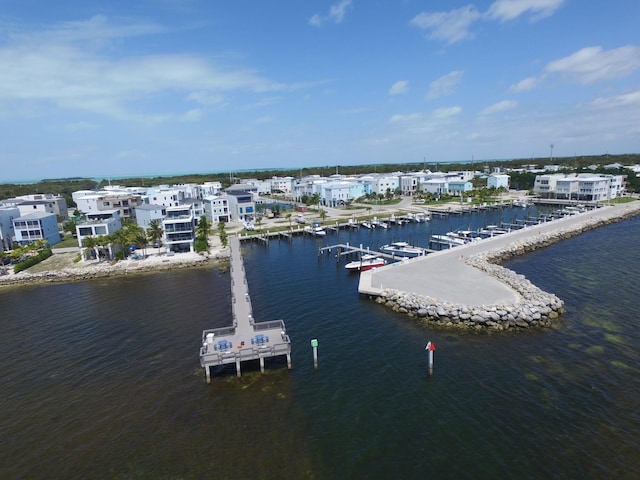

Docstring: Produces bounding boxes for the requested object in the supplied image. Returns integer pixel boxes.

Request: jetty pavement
[359,202,640,306]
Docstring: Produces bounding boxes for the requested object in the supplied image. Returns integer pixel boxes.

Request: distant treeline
[2,153,639,204]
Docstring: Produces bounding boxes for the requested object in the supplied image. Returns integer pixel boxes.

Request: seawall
[369,201,640,331]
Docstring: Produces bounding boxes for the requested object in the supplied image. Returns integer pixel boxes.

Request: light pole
[550,144,554,162]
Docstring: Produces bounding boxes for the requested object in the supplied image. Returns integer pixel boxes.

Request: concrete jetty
[359,201,640,330]
[199,236,292,382]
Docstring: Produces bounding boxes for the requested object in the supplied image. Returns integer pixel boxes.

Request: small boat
[361,220,374,229]
[380,241,426,258]
[304,221,326,236]
[345,254,387,272]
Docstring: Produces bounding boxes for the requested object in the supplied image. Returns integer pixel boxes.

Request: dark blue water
[1,208,639,479]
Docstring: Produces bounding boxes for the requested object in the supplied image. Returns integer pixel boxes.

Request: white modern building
[203,195,230,224]
[487,174,510,189]
[134,204,166,229]
[534,173,625,201]
[163,205,195,253]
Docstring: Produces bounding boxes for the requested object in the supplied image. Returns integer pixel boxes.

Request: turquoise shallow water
[1,209,639,479]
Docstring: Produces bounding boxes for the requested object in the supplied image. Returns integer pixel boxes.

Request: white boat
[431,234,467,247]
[304,221,326,236]
[380,241,426,258]
[345,254,387,272]
[361,220,374,229]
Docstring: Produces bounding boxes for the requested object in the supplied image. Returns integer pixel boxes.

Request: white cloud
[591,88,640,109]
[426,70,464,100]
[545,45,640,84]
[487,0,566,22]
[480,99,518,115]
[433,106,462,118]
[309,0,353,27]
[509,76,538,92]
[410,6,481,44]
[389,80,409,95]
[390,112,423,124]
[179,108,204,122]
[0,16,295,122]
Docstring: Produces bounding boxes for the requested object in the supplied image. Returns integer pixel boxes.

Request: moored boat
[344,254,387,272]
[380,241,426,258]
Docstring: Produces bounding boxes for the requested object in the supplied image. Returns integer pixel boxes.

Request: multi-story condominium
[140,186,185,208]
[0,206,20,250]
[162,205,195,253]
[422,178,449,196]
[134,204,166,229]
[13,212,61,247]
[400,174,420,196]
[534,173,625,201]
[200,182,223,197]
[8,194,69,219]
[73,190,141,220]
[203,195,230,224]
[225,191,256,222]
[76,210,122,244]
[270,176,295,196]
[75,210,123,259]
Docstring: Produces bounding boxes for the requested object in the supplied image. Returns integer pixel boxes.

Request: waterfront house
[163,205,195,253]
[13,212,61,247]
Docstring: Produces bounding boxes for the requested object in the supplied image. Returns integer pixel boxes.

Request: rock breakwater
[375,201,640,331]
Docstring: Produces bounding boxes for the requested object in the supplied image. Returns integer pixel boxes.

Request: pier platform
[199,236,292,383]
[358,203,636,306]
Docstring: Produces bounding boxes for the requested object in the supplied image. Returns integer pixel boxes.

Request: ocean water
[1,208,639,479]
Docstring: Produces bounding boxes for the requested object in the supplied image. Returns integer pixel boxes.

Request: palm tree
[134,230,149,258]
[147,219,164,250]
[286,212,292,231]
[318,209,327,223]
[81,236,97,261]
[111,228,130,260]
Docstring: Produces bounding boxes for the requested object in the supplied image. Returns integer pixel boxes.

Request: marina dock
[358,202,640,306]
[199,236,292,383]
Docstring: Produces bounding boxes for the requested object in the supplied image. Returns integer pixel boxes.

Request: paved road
[359,202,640,306]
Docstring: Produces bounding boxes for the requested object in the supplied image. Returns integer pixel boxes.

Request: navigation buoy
[425,341,436,376]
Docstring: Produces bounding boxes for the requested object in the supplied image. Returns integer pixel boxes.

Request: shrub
[13,249,53,273]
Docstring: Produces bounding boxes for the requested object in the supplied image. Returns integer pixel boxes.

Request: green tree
[147,219,164,249]
[217,221,228,248]
[81,236,98,261]
[195,216,211,253]
[134,230,149,258]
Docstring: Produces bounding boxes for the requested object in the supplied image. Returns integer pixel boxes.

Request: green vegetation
[194,216,211,253]
[2,153,638,202]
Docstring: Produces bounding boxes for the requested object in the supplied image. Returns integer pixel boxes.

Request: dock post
[205,366,211,384]
[236,358,242,377]
[425,341,435,376]
[259,356,265,373]
[287,352,292,369]
[311,338,319,369]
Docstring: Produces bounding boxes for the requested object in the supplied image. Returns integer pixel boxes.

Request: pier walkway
[199,236,292,383]
[358,202,639,306]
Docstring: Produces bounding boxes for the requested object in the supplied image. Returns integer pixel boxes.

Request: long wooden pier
[199,236,292,383]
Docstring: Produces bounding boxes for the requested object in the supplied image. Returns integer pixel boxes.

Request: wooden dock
[319,243,434,261]
[199,236,292,383]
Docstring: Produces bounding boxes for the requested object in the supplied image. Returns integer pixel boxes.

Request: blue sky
[1,0,639,182]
